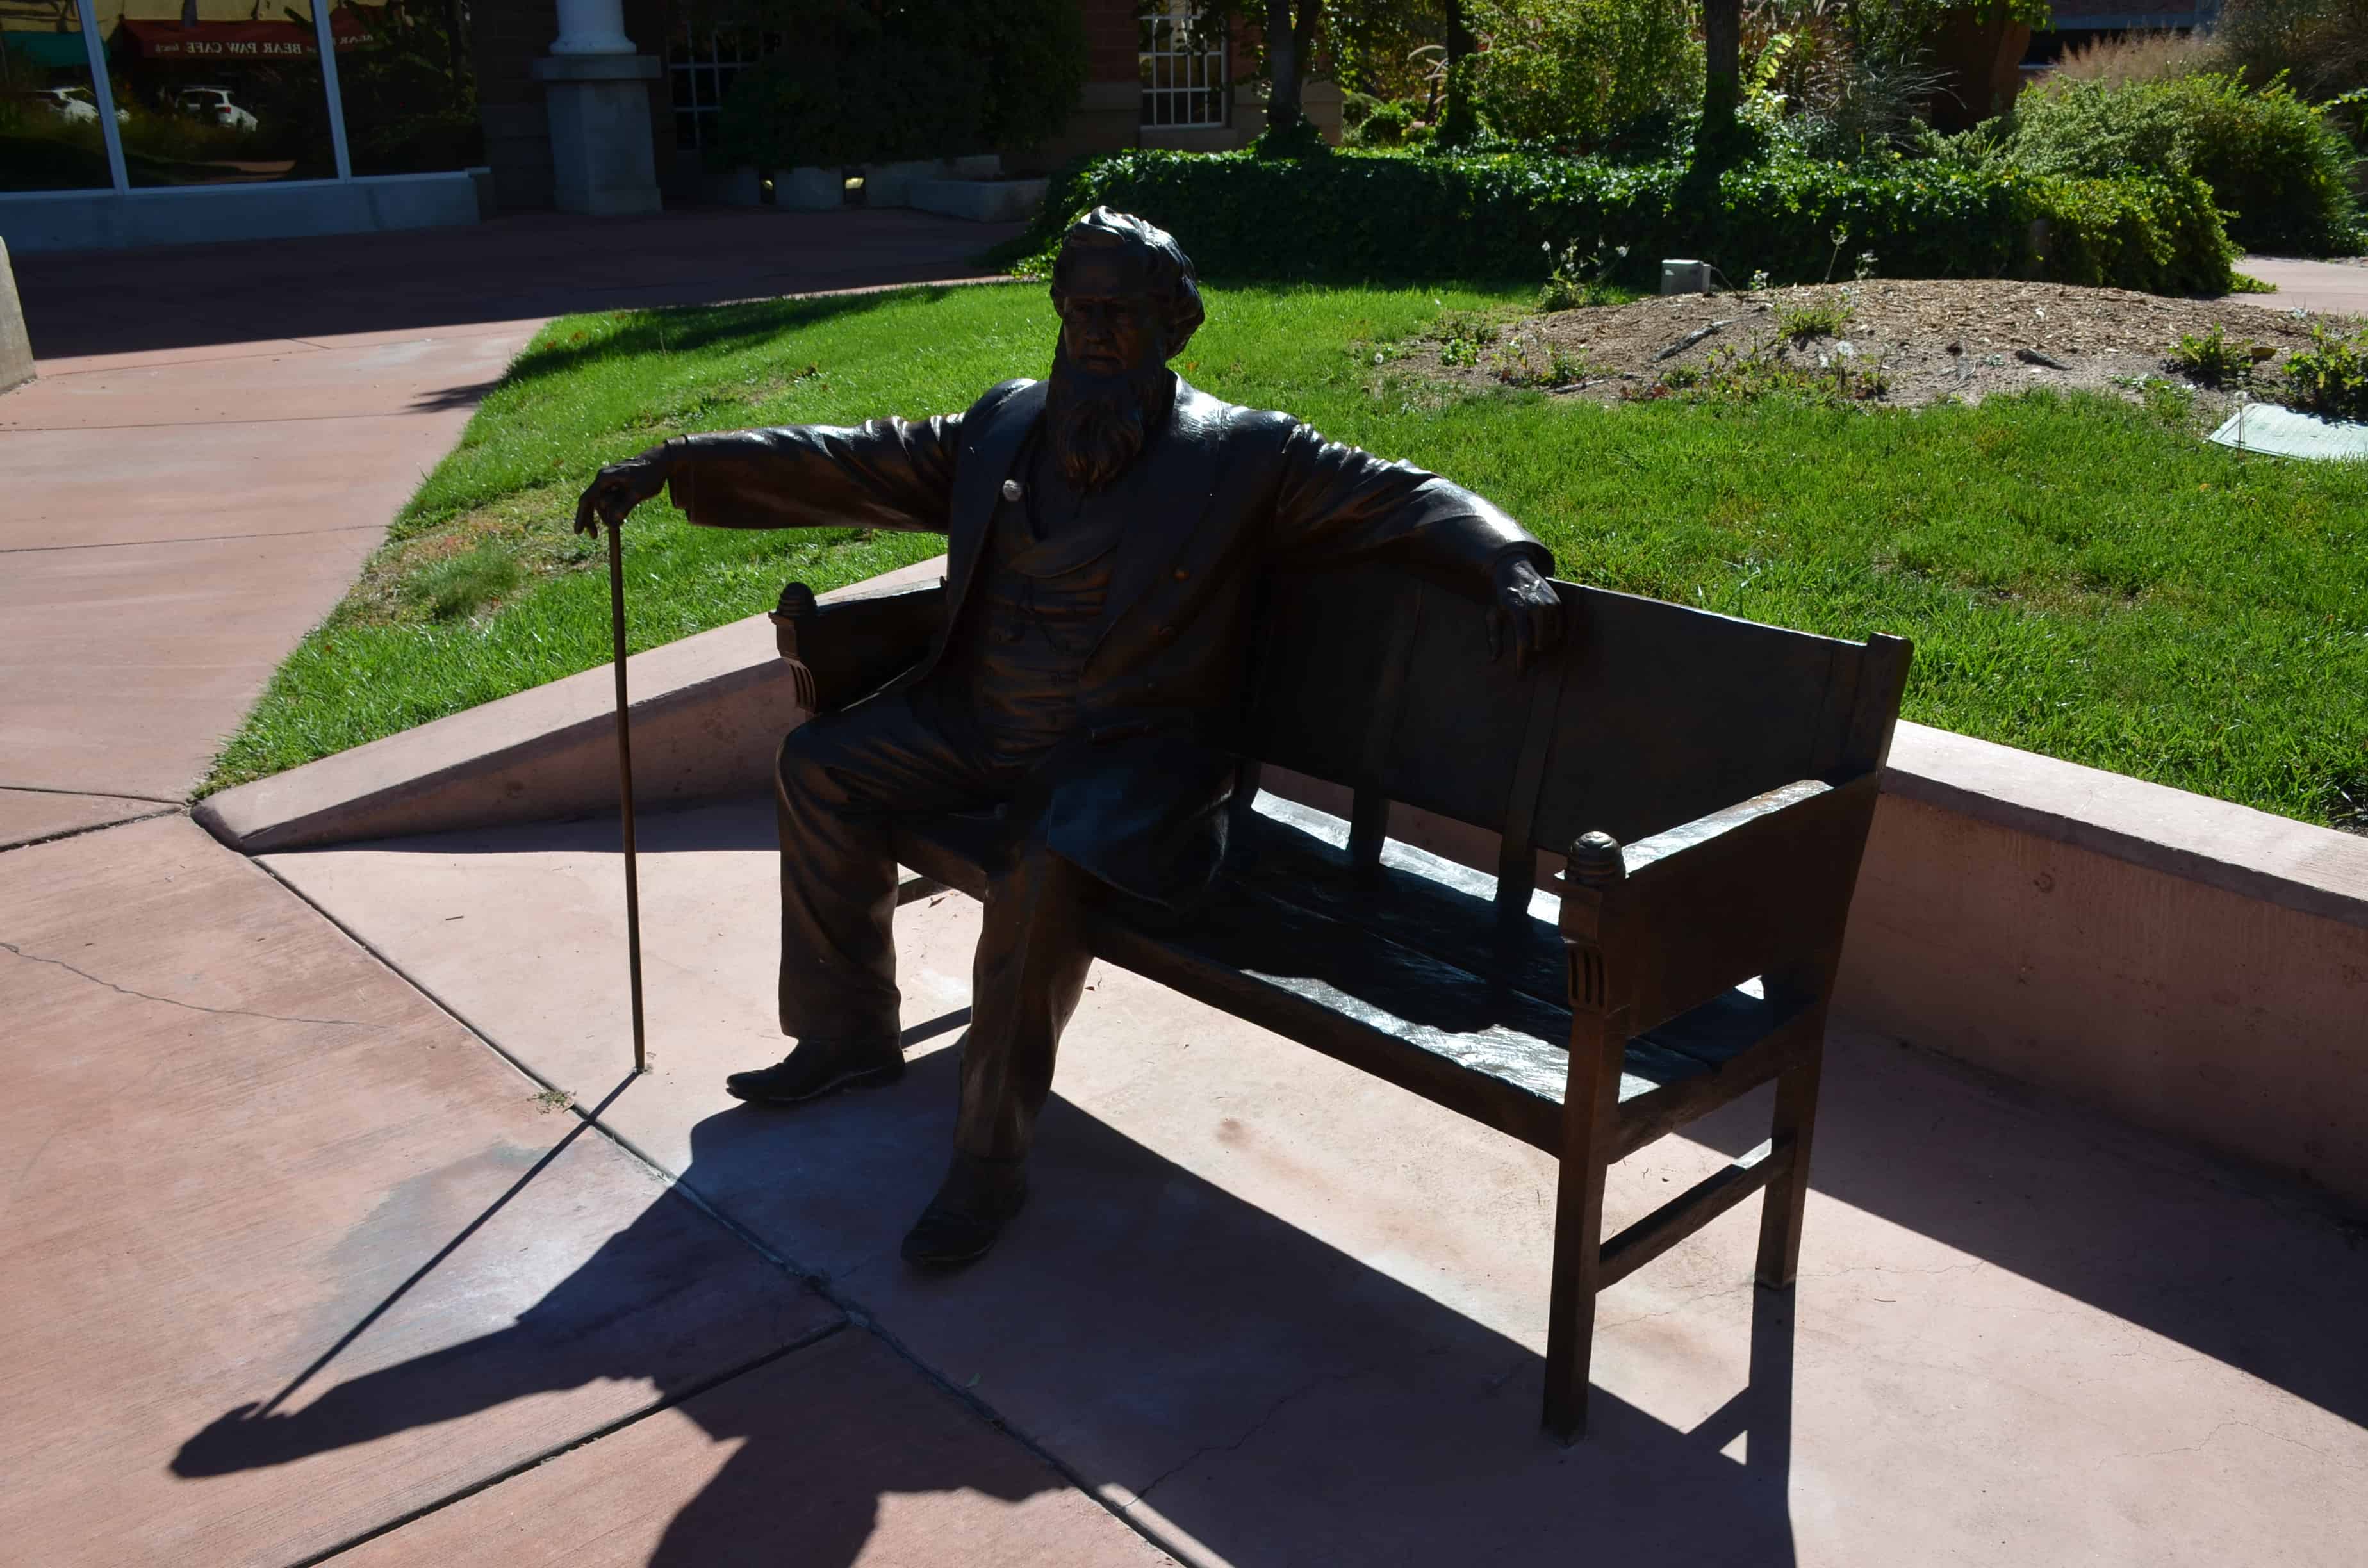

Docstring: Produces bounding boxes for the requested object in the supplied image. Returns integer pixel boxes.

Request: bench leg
[1543,1012,1625,1444]
[1754,1002,1829,1291]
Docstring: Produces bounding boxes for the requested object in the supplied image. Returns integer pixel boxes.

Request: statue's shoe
[723,1035,903,1106]
[900,1153,1030,1268]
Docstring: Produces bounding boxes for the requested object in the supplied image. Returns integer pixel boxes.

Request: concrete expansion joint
[0,938,383,1029]
[1,409,414,436]
[270,1321,854,1568]
[0,781,182,803]
[0,804,183,854]
[810,1270,1203,1566]
[0,521,384,556]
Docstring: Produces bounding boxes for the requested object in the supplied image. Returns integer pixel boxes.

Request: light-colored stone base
[771,166,844,211]
[910,177,1049,224]
[0,174,482,254]
[531,54,664,218]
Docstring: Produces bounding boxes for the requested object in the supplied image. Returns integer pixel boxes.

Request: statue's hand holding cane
[573,439,678,1075]
[573,441,675,534]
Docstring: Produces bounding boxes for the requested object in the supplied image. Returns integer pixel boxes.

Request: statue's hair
[1049,207,1205,358]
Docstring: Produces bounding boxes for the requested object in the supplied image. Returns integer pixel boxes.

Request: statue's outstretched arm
[1263,421,1564,671]
[575,414,962,536]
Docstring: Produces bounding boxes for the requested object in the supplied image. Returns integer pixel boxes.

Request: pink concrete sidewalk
[9,213,2367,1567]
[259,794,2368,1567]
[0,210,1171,1568]
[0,206,1023,844]
[2223,254,2368,316]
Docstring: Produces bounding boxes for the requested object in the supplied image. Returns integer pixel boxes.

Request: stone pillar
[529,0,662,216]
[1,238,34,396]
[551,0,637,54]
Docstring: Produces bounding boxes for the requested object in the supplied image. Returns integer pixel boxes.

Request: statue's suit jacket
[665,375,1551,905]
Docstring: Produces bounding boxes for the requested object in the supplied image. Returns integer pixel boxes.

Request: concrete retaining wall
[1839,727,2368,1207]
[196,557,2368,1209]
[0,173,481,255]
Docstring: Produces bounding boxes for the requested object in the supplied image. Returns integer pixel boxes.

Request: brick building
[2029,1,2223,61]
[473,0,1335,212]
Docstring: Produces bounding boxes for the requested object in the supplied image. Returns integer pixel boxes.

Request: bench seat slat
[1228,796,1569,1006]
[1226,797,1795,1079]
[890,799,1799,1158]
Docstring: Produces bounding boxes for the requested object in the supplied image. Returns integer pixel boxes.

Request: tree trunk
[1266,0,1304,131]
[447,0,472,91]
[1702,0,1741,152]
[1440,0,1477,143]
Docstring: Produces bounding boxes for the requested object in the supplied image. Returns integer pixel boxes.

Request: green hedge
[1021,150,2237,295]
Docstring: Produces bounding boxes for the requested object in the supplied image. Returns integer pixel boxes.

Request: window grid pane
[1137,1,1225,129]
[670,27,781,150]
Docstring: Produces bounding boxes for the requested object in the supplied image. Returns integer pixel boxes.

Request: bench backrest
[1238,566,1907,898]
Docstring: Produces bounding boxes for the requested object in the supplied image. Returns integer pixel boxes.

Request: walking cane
[605,518,648,1075]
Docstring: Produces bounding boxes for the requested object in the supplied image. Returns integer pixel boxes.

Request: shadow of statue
[166,1043,1802,1566]
[161,1064,1070,1566]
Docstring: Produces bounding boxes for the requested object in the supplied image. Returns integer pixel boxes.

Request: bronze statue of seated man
[575,208,1563,1268]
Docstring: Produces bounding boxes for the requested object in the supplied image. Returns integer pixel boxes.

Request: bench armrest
[771,577,947,714]
[1556,771,1882,1034]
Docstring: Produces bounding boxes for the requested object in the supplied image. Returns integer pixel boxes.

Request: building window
[668,28,778,151]
[1139,1,1225,129]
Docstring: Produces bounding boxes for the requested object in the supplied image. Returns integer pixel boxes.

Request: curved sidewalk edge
[194,556,947,856]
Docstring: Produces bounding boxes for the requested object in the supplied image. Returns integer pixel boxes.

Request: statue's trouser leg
[953,831,1097,1164]
[773,695,1006,1045]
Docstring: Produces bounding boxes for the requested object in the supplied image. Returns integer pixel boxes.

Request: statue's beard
[1044,343,1174,493]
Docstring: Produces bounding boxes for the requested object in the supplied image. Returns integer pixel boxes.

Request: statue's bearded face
[1046,249,1176,493]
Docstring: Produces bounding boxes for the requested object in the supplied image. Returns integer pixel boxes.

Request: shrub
[1016,147,2236,295]
[2034,170,2248,293]
[2005,72,2361,255]
[1348,99,1419,149]
[1774,293,1854,341]
[2282,325,2368,419]
[2168,321,2272,385]
[712,0,1083,168]
[1462,0,1702,151]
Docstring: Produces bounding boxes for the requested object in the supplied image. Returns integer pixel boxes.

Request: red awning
[115,13,368,61]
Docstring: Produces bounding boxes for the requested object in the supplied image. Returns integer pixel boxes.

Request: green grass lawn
[208,281,2368,833]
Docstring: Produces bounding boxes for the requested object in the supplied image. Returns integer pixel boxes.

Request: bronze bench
[774,564,1910,1441]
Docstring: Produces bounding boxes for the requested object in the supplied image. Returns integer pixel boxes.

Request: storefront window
[336,0,482,177]
[4,0,484,200]
[104,3,348,187]
[2,14,115,193]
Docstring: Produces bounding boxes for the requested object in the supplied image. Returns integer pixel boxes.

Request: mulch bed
[1421,279,2365,413]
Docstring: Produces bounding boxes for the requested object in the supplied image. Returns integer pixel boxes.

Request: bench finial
[1567,831,1625,889]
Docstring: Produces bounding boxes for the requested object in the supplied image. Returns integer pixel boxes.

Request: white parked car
[175,86,258,132]
[23,86,126,124]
